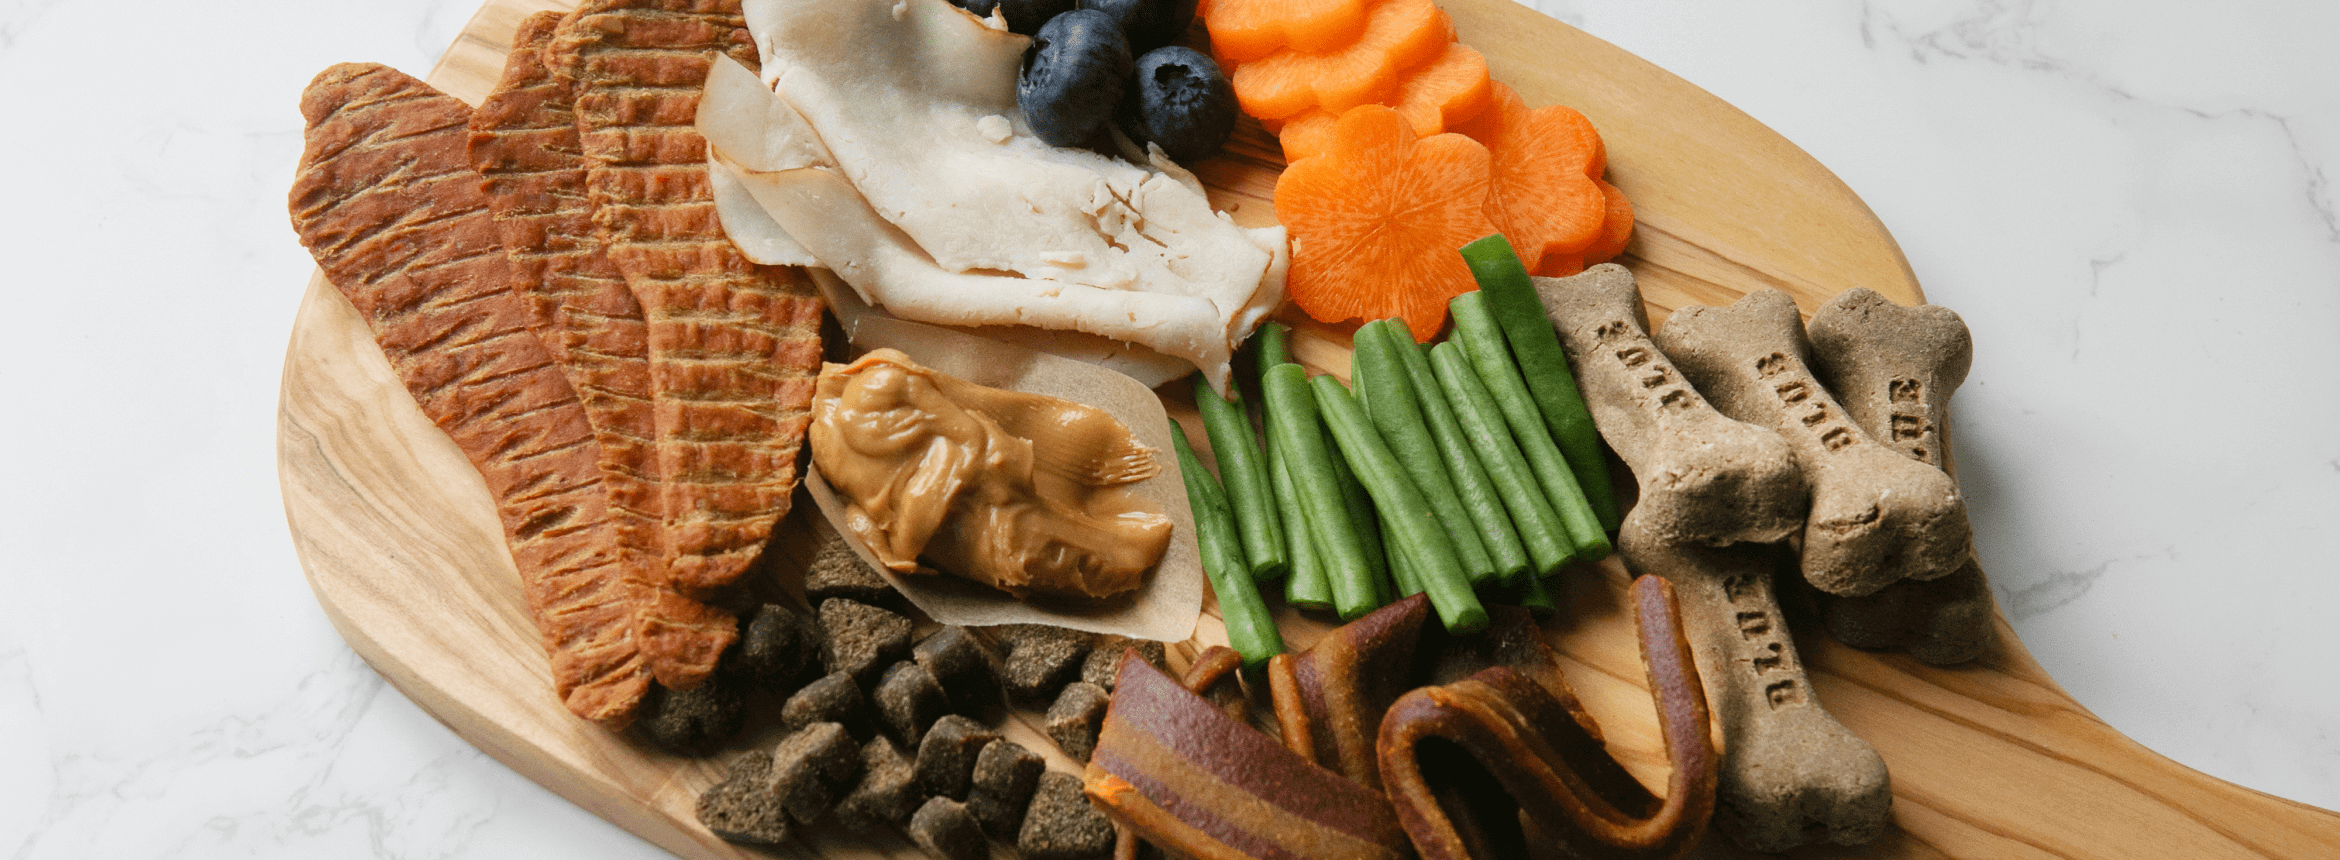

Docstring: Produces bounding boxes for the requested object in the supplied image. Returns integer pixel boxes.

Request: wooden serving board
[276,1,2340,858]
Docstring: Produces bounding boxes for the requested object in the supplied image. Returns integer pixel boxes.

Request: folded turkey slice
[720,0,1281,392]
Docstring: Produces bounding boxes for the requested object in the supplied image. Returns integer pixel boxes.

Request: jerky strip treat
[1807,288,1992,663]
[913,626,1002,714]
[1179,645,1249,725]
[834,736,922,833]
[915,715,1002,800]
[872,660,949,747]
[288,63,660,724]
[992,623,1095,703]
[1045,681,1111,762]
[1085,655,1414,860]
[1266,595,1431,790]
[779,672,868,735]
[1656,288,1972,596]
[1081,636,1167,692]
[1379,576,1716,860]
[907,796,985,860]
[966,738,1046,839]
[634,673,745,757]
[1021,770,1117,860]
[546,0,827,607]
[696,750,790,845]
[820,598,913,683]
[734,602,819,690]
[1533,265,1806,550]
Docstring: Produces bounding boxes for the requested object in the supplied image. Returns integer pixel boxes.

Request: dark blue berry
[1018,10,1134,147]
[1115,46,1236,163]
[1077,0,1196,53]
[951,0,1076,36]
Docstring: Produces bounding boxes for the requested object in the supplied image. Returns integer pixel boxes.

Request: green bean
[1268,429,1334,610]
[1309,375,1487,633]
[1459,235,1622,530]
[1447,293,1612,562]
[1262,363,1380,619]
[1371,320,1541,583]
[1382,508,1424,598]
[1511,571,1558,616]
[1352,320,1504,587]
[1324,422,1388,593]
[1424,340,1584,571]
[1193,373,1287,581]
[1168,420,1284,668]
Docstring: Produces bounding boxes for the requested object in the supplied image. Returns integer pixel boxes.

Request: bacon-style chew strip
[547,0,826,688]
[289,63,650,725]
[1378,575,1716,860]
[1266,594,1432,791]
[1086,655,1414,860]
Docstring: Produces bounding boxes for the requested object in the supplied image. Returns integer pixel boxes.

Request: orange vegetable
[1271,42,1489,163]
[1203,0,1368,63]
[1452,83,1611,277]
[1541,178,1635,276]
[1274,105,1496,341]
[1227,0,1452,120]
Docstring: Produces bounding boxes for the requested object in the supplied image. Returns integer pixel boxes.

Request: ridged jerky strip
[470,14,738,691]
[288,63,651,725]
[550,0,826,640]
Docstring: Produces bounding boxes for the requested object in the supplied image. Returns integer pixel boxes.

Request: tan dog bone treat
[1656,289,1971,596]
[1533,265,1806,549]
[1623,536,1892,852]
[1807,288,1993,663]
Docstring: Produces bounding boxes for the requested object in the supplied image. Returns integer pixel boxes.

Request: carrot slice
[1389,42,1492,137]
[1203,0,1369,63]
[1453,83,1608,277]
[1274,105,1496,340]
[1228,0,1453,120]
[1541,178,1636,275]
[1275,107,1337,162]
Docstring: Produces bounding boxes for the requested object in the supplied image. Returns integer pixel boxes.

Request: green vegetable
[1268,431,1334,610]
[1382,509,1424,598]
[1447,293,1612,562]
[1193,373,1287,580]
[1351,320,1505,586]
[1168,420,1284,668]
[1263,363,1381,619]
[1309,375,1487,633]
[1460,234,1621,530]
[1409,335,1574,576]
[1371,320,1542,583]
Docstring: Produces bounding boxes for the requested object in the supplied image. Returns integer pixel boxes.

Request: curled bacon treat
[1378,575,1717,860]
[1266,594,1433,791]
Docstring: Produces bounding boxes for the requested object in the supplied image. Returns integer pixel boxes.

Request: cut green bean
[1268,429,1334,610]
[1310,375,1487,634]
[1389,327,1564,579]
[1168,420,1284,668]
[1511,571,1558,616]
[1448,293,1612,562]
[1429,341,1598,567]
[1193,373,1287,581]
[1263,363,1380,619]
[1352,320,1504,587]
[1382,509,1424,598]
[1460,234,1621,531]
[1324,421,1388,589]
[1368,320,1538,584]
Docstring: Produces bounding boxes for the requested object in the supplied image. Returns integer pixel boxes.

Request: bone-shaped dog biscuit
[1624,537,1892,852]
[1806,288,1991,663]
[1657,289,1971,596]
[1534,265,1805,550]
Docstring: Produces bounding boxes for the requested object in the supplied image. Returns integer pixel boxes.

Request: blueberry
[950,0,1075,36]
[1115,47,1236,163]
[1077,0,1196,53]
[1019,10,1133,147]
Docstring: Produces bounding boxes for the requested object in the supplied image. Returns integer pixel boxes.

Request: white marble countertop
[2,0,2332,855]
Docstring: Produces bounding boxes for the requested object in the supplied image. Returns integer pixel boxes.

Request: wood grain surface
[276,1,2340,858]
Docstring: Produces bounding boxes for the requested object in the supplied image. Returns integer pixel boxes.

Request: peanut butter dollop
[808,349,1172,599]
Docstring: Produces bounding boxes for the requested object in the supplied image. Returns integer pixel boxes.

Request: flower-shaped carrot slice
[1203,0,1368,63]
[1453,83,1611,276]
[1229,0,1452,120]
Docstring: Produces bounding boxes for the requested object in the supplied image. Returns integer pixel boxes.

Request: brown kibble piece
[966,738,1046,838]
[1627,539,1890,852]
[1656,288,1972,596]
[1081,637,1167,692]
[915,714,1002,799]
[696,750,789,846]
[1019,771,1116,860]
[1534,266,1806,552]
[993,623,1095,703]
[908,796,986,860]
[834,736,922,833]
[913,626,1003,714]
[820,598,913,683]
[1044,681,1111,762]
[768,722,864,823]
[873,661,950,747]
[780,672,869,736]
[734,602,820,691]
[634,675,745,757]
[807,531,900,607]
[1806,288,1991,664]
